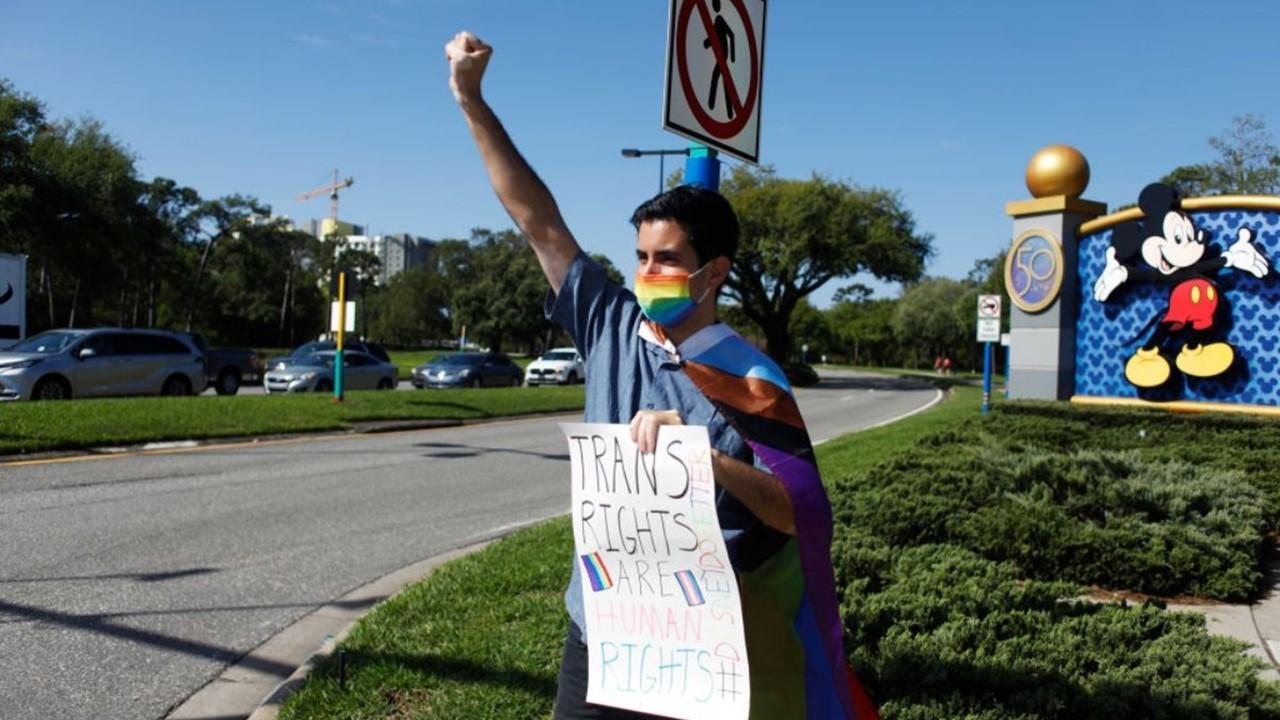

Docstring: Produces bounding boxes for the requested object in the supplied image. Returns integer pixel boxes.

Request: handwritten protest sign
[561,423,750,720]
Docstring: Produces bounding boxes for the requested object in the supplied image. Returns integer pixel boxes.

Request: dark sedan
[412,352,523,389]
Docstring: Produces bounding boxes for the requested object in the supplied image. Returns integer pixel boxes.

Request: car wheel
[161,375,192,397]
[564,371,577,385]
[512,375,522,387]
[215,369,241,396]
[377,377,394,390]
[32,376,71,401]
[470,376,482,389]
[315,380,333,393]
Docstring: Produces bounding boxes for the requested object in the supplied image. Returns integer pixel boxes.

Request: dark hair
[629,185,739,266]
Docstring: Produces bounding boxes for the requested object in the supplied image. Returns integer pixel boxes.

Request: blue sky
[7,0,1280,306]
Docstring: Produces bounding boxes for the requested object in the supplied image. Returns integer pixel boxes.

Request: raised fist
[445,31,492,103]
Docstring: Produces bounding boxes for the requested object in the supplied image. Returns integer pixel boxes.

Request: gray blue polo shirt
[547,251,788,636]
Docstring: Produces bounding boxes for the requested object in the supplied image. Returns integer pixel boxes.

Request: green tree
[368,267,451,347]
[720,165,932,363]
[0,78,46,262]
[1162,114,1280,196]
[451,229,547,354]
[787,299,830,362]
[28,116,141,328]
[826,297,899,366]
[892,277,971,368]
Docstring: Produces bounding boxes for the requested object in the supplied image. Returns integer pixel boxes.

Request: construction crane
[296,169,354,222]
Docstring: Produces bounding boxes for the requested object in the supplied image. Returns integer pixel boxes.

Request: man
[445,31,876,719]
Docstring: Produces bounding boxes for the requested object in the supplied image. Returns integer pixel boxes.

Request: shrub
[836,544,1280,720]
[832,431,1267,600]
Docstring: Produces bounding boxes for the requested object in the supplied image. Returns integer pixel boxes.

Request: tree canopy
[1162,115,1280,196]
[719,165,932,362]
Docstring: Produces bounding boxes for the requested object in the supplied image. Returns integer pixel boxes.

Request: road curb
[0,410,583,466]
[165,514,564,720]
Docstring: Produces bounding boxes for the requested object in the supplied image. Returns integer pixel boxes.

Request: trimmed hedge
[824,399,1280,718]
[985,402,1280,528]
[835,543,1280,719]
[832,431,1267,600]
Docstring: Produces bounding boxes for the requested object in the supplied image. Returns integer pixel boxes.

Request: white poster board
[0,253,27,350]
[561,423,749,720]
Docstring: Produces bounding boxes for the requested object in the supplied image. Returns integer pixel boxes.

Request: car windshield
[294,353,334,368]
[292,341,333,356]
[434,354,482,366]
[541,351,576,362]
[9,331,81,354]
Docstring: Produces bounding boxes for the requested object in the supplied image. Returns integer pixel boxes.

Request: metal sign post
[977,295,1003,414]
[334,272,347,402]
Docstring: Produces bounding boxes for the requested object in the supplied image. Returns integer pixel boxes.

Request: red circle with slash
[675,0,759,140]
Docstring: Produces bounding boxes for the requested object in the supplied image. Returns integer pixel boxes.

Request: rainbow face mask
[634,264,711,327]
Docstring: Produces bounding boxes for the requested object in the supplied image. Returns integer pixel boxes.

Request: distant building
[306,218,366,239]
[342,233,436,286]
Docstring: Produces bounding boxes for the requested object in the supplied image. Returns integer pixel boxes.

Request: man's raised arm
[445,31,579,294]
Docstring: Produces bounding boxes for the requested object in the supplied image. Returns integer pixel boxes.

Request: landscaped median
[0,386,585,456]
[276,385,1280,719]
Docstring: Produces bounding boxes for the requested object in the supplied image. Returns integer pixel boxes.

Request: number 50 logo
[1004,230,1065,313]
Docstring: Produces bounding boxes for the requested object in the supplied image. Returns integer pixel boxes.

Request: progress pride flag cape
[651,321,879,720]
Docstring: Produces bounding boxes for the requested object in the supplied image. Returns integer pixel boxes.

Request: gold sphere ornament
[1025,145,1090,198]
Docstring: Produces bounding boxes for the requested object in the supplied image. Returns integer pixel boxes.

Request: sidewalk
[1168,553,1280,682]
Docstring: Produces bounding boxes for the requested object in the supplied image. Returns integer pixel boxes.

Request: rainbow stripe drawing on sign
[582,552,614,592]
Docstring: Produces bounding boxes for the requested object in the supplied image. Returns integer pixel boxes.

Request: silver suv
[0,328,206,401]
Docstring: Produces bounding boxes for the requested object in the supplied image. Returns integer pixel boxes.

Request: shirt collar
[638,320,733,363]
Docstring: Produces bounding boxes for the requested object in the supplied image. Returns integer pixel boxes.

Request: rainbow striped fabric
[580,552,614,592]
[655,320,879,720]
[634,272,698,327]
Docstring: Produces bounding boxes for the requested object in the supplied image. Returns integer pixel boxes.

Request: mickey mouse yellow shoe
[1176,342,1235,378]
[1124,348,1170,388]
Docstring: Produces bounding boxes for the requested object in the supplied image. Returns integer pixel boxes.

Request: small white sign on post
[329,301,355,332]
[977,318,1001,343]
[562,423,750,720]
[0,253,27,350]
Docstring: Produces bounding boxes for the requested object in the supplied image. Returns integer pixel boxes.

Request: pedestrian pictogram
[663,0,766,164]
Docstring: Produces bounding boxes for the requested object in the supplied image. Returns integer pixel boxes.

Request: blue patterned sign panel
[1077,208,1280,404]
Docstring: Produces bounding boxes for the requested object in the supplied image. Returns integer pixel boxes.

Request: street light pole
[621,148,691,194]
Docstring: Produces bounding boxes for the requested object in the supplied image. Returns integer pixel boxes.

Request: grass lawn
[0,386,584,456]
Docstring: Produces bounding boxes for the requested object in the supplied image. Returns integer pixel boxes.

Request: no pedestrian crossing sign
[663,0,767,164]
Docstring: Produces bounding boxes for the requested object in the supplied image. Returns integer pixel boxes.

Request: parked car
[524,347,584,386]
[0,328,205,401]
[263,350,397,394]
[179,332,260,396]
[264,339,390,372]
[412,352,523,389]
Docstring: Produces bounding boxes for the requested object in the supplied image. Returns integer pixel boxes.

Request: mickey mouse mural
[1092,183,1271,388]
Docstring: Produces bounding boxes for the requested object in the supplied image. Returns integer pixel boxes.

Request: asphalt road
[0,370,937,720]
